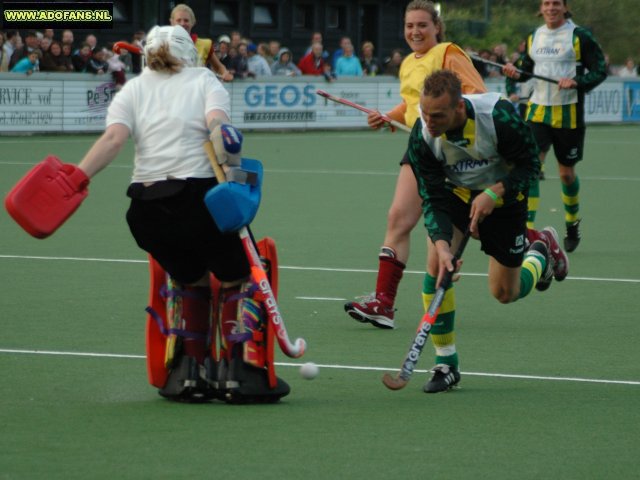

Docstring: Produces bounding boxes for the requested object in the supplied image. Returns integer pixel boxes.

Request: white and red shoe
[344,294,395,329]
[540,226,570,281]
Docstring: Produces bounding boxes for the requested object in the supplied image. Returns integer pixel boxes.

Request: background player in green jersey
[503,0,607,252]
[405,70,569,393]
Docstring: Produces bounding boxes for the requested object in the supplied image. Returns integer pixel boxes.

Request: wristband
[483,188,499,202]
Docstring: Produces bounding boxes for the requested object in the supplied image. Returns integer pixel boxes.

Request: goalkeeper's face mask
[144,25,198,68]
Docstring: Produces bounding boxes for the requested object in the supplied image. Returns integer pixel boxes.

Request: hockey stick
[316,89,412,133]
[203,141,306,359]
[468,53,559,84]
[382,228,472,390]
[112,41,146,71]
[112,41,143,55]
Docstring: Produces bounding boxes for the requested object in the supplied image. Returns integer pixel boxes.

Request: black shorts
[126,178,250,284]
[447,191,528,268]
[528,123,585,166]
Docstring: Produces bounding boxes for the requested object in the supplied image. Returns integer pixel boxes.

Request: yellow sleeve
[443,46,487,94]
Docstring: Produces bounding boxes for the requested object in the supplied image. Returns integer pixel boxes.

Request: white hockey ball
[300,362,319,380]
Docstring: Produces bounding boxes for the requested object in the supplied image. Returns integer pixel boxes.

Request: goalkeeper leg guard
[158,280,216,403]
[215,281,289,404]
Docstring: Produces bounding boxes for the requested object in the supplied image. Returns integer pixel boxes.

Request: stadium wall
[0,73,638,134]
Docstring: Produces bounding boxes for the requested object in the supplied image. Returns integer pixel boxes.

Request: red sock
[375,253,405,307]
[181,286,211,364]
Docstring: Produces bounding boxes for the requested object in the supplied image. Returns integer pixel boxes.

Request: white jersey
[529,21,578,106]
[420,92,510,191]
[106,67,230,183]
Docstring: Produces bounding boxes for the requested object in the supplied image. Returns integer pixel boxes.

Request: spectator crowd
[1,27,637,82]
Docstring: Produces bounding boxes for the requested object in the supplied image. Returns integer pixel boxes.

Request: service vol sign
[0,82,62,130]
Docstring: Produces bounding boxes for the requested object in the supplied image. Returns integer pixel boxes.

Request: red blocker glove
[5,155,90,239]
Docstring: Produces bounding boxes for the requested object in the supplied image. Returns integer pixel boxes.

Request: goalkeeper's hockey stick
[316,89,412,133]
[382,228,471,390]
[203,141,306,359]
[468,53,559,84]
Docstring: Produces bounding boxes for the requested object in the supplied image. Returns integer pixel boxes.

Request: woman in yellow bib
[344,0,485,368]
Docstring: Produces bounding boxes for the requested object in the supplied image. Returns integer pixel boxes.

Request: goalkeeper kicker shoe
[540,226,569,281]
[423,364,460,393]
[159,355,215,403]
[344,294,395,329]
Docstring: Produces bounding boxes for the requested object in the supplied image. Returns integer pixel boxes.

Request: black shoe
[423,364,460,393]
[219,345,290,404]
[158,355,216,403]
[529,240,553,292]
[564,220,581,253]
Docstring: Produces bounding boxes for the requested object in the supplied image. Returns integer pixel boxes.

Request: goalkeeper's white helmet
[144,25,198,67]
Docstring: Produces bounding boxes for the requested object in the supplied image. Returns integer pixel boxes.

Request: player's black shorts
[528,123,585,167]
[447,190,528,268]
[126,178,250,284]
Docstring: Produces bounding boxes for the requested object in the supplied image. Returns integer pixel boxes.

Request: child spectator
[271,47,301,76]
[86,47,109,74]
[72,43,92,72]
[335,42,363,77]
[11,48,41,74]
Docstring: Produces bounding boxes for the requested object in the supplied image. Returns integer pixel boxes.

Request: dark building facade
[104,1,408,67]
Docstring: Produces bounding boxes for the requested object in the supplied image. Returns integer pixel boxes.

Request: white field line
[0,254,638,284]
[1,348,638,386]
[2,161,639,181]
[1,131,639,144]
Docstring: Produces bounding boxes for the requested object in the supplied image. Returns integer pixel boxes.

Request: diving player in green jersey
[405,70,569,393]
[503,0,607,252]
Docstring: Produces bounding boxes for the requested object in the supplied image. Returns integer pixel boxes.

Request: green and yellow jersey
[405,94,540,244]
[506,21,607,129]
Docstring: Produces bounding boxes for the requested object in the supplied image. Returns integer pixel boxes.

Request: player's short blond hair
[170,3,196,25]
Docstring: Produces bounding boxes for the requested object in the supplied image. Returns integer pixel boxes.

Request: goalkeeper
[75,25,289,403]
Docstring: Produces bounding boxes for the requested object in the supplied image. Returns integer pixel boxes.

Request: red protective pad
[145,238,279,388]
[146,256,170,388]
[145,256,222,388]
[256,237,278,299]
[255,237,278,387]
[4,155,89,239]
